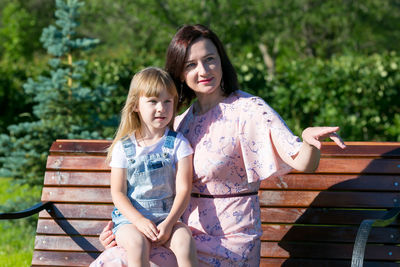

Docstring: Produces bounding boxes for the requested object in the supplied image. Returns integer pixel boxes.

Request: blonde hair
[106,67,178,163]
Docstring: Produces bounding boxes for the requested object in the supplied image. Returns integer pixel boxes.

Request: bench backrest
[32,140,400,266]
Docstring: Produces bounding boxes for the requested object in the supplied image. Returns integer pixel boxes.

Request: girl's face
[136,88,174,134]
[182,37,223,98]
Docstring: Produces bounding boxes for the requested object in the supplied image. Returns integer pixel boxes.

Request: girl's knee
[115,224,150,250]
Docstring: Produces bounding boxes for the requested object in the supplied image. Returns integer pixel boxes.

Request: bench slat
[32,251,100,267]
[41,188,112,203]
[50,140,110,154]
[41,187,400,208]
[320,143,400,157]
[315,158,400,174]
[260,258,400,267]
[261,224,400,243]
[46,155,109,171]
[34,235,102,252]
[36,219,107,236]
[259,191,399,208]
[261,208,400,225]
[39,203,113,219]
[43,171,400,190]
[45,155,400,174]
[261,241,400,260]
[50,140,400,157]
[44,171,110,186]
[261,174,400,191]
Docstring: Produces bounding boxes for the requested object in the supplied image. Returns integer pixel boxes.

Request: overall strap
[121,135,136,159]
[162,130,177,154]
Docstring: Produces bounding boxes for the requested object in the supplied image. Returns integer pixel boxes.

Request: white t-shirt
[110,128,193,169]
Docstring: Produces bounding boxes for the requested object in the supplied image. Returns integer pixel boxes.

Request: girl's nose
[156,102,165,112]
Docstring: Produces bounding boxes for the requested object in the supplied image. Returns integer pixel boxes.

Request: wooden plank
[259,191,400,208]
[261,208,400,225]
[315,158,400,174]
[41,187,112,203]
[321,142,400,157]
[50,140,400,157]
[50,140,111,154]
[261,174,400,191]
[261,241,400,260]
[44,171,110,186]
[32,251,100,266]
[260,258,399,267]
[36,219,108,236]
[46,155,109,171]
[34,235,103,252]
[39,203,113,220]
[261,224,400,243]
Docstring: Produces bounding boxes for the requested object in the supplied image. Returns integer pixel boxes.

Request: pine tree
[0,0,115,184]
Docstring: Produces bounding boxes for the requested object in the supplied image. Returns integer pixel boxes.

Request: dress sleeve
[238,96,302,182]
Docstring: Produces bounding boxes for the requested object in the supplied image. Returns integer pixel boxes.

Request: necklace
[137,131,148,147]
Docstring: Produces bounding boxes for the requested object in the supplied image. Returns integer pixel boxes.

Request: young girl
[107,67,198,267]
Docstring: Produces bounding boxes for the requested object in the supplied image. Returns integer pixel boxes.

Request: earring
[179,83,184,102]
[220,79,225,92]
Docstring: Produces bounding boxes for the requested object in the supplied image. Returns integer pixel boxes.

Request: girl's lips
[198,77,213,84]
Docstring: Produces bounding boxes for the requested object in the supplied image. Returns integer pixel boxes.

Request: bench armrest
[351,207,400,267]
[0,201,53,220]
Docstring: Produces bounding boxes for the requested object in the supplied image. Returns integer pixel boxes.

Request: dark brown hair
[165,24,239,108]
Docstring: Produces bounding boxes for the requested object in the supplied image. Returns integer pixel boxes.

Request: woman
[91,24,345,267]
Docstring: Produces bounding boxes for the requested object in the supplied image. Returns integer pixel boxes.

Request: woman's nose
[197,61,208,75]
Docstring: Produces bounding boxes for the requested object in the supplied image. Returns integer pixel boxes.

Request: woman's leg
[115,224,151,267]
[164,222,198,267]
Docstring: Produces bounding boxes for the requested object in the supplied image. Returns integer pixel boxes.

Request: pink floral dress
[90,90,302,267]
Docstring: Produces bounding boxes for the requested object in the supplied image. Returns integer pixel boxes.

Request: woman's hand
[134,217,159,242]
[99,221,117,249]
[155,220,174,245]
[302,126,346,150]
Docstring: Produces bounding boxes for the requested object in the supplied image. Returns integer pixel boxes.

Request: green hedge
[238,52,400,141]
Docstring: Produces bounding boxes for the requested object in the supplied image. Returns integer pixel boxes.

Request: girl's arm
[110,167,159,241]
[156,154,193,245]
[272,126,346,173]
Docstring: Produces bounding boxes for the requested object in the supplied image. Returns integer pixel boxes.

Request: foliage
[237,52,400,141]
[0,2,37,61]
[0,0,115,184]
[0,178,41,266]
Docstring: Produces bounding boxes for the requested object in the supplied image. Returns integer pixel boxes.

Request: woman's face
[182,37,223,98]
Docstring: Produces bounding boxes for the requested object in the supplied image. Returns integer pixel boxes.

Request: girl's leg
[165,222,198,267]
[115,224,151,267]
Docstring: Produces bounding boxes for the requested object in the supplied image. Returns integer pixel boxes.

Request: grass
[0,178,42,267]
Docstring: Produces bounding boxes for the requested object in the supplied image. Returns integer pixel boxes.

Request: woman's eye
[186,63,195,69]
[206,56,214,62]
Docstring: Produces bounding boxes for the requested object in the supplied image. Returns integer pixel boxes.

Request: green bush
[237,52,400,141]
[0,178,41,266]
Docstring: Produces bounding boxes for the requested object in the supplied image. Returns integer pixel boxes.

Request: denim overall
[112,130,177,234]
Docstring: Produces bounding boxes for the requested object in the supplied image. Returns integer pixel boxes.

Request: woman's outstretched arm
[273,126,346,173]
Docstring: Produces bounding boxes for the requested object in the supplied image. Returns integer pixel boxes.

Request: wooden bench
[1,140,400,266]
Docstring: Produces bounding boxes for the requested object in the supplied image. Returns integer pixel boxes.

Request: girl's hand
[302,126,346,150]
[99,221,117,249]
[134,217,159,242]
[155,220,173,245]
